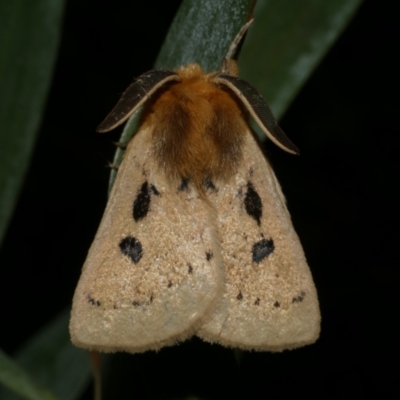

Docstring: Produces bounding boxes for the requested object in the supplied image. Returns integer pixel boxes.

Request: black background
[1,0,398,398]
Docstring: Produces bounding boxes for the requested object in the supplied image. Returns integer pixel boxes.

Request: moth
[70,20,320,353]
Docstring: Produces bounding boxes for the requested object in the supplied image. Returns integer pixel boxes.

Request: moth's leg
[113,141,128,149]
[107,162,120,170]
[90,351,102,400]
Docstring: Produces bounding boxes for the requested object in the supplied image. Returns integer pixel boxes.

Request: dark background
[1,0,398,398]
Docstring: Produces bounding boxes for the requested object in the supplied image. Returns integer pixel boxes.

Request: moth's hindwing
[197,131,320,351]
[70,126,223,353]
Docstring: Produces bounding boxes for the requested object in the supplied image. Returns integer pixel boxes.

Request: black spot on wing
[119,236,143,264]
[203,178,217,191]
[254,298,260,305]
[252,238,274,263]
[167,281,173,288]
[292,291,306,303]
[150,184,160,196]
[133,295,154,307]
[237,291,243,301]
[274,301,280,308]
[206,251,213,261]
[178,178,189,192]
[87,294,101,307]
[133,181,151,221]
[244,181,262,225]
[188,264,193,274]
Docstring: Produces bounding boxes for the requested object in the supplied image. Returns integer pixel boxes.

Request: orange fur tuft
[139,64,248,189]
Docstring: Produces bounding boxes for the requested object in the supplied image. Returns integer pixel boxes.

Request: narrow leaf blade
[0,349,60,400]
[239,0,364,119]
[0,0,65,245]
[156,0,254,71]
[0,311,91,400]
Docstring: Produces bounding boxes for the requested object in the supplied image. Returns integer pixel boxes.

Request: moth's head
[173,60,239,80]
[173,63,205,79]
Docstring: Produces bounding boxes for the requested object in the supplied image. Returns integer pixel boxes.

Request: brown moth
[70,20,320,353]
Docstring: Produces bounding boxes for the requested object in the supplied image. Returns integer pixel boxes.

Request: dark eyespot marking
[150,184,160,196]
[292,291,306,303]
[188,264,193,274]
[206,251,213,261]
[132,300,140,307]
[178,178,189,192]
[274,301,280,308]
[203,178,217,191]
[237,291,243,301]
[149,295,154,303]
[244,181,262,225]
[87,294,101,307]
[249,167,254,176]
[133,181,151,221]
[167,281,173,288]
[254,298,260,306]
[252,238,274,263]
[119,236,143,264]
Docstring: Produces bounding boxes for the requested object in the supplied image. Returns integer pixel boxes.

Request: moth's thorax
[141,63,248,188]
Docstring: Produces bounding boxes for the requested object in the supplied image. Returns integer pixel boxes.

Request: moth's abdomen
[144,64,248,187]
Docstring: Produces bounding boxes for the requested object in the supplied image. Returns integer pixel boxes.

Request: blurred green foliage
[0,0,65,246]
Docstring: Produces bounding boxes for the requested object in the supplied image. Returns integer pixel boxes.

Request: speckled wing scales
[212,75,299,154]
[197,132,320,351]
[70,126,223,353]
[97,70,179,132]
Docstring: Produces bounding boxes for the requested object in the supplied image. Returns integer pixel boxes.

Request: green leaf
[108,109,143,194]
[0,311,91,400]
[0,350,59,400]
[156,0,254,71]
[239,0,364,119]
[0,0,65,246]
